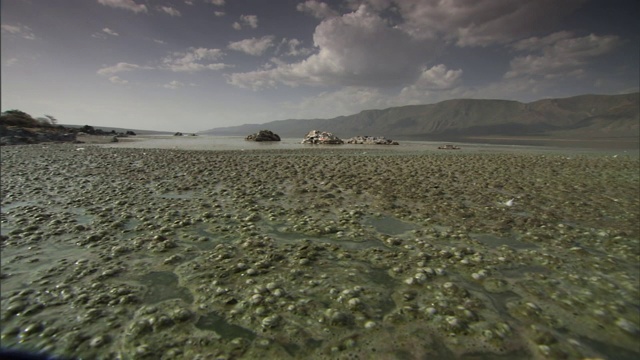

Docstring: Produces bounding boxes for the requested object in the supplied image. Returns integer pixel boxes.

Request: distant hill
[200,93,639,142]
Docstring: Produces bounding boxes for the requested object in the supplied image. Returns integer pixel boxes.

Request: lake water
[106,135,638,156]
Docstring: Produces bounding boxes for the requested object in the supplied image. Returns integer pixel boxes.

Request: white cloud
[102,27,119,36]
[296,1,339,19]
[1,24,35,40]
[214,11,225,17]
[276,38,314,57]
[154,39,167,45]
[97,62,146,76]
[158,6,181,17]
[109,76,128,84]
[398,64,463,102]
[391,0,585,46]
[506,32,621,79]
[206,0,225,5]
[228,36,275,56]
[5,58,19,66]
[227,5,429,89]
[162,47,231,72]
[97,0,147,14]
[163,80,185,89]
[408,64,463,90]
[233,15,258,30]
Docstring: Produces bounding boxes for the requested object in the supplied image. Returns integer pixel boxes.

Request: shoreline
[96,134,639,157]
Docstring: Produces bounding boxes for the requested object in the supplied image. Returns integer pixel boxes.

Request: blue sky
[2,0,638,132]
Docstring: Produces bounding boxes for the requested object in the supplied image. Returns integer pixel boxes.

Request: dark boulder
[246,130,281,142]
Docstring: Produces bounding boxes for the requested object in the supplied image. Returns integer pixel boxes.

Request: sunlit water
[106,135,638,156]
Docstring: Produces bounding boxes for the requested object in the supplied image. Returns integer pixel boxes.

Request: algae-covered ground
[1,143,638,359]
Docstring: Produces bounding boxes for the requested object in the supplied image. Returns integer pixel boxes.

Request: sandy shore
[1,143,638,359]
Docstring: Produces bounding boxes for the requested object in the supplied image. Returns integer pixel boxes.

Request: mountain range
[200,93,639,143]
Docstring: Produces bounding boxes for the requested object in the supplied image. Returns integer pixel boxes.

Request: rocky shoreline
[1,144,638,360]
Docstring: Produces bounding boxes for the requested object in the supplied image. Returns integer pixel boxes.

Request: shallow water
[1,140,638,360]
[110,135,640,156]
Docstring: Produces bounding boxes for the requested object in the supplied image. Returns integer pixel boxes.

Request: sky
[1,0,639,133]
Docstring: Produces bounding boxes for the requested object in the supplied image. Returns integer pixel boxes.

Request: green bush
[0,110,42,128]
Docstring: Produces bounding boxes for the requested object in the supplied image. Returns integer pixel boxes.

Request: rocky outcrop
[0,125,77,146]
[246,130,281,141]
[345,136,399,145]
[301,130,343,144]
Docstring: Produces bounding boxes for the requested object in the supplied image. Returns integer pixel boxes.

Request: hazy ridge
[200,93,639,141]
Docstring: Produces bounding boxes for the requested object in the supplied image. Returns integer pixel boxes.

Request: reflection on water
[195,311,256,340]
[139,271,193,304]
[106,135,640,155]
[364,215,418,235]
[470,233,538,249]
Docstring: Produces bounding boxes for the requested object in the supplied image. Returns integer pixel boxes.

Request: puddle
[268,226,386,250]
[579,336,640,360]
[158,191,197,200]
[139,271,193,304]
[366,267,397,315]
[470,233,538,250]
[124,218,141,230]
[1,242,102,291]
[0,201,39,212]
[364,215,418,235]
[500,265,551,279]
[67,207,94,225]
[463,278,521,317]
[195,311,256,340]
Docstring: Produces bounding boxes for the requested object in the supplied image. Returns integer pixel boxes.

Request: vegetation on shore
[0,110,135,146]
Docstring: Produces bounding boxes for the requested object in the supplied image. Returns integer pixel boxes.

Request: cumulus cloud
[283,86,388,119]
[296,1,339,19]
[97,62,147,76]
[397,64,463,102]
[505,32,621,79]
[163,80,185,89]
[1,24,35,40]
[214,11,225,17]
[109,76,128,84]
[276,38,314,57]
[162,47,231,72]
[391,0,585,46]
[102,27,119,36]
[228,36,275,56]
[408,64,463,90]
[206,0,225,5]
[228,5,429,89]
[158,6,181,17]
[97,0,147,14]
[233,15,258,30]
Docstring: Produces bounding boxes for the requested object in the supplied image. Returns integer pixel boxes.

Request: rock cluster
[345,135,399,145]
[245,130,281,142]
[301,130,344,144]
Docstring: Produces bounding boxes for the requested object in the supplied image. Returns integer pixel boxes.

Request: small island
[345,135,399,145]
[301,130,343,144]
[245,129,281,141]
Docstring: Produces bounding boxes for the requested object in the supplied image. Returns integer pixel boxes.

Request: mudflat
[1,143,638,359]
